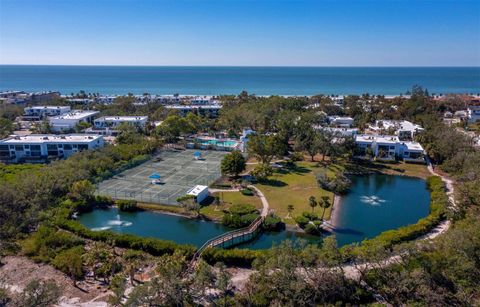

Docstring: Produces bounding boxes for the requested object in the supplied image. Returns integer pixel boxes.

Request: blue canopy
[149,173,161,179]
[194,151,201,157]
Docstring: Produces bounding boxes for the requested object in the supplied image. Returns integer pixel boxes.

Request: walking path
[188,185,271,271]
[229,158,458,293]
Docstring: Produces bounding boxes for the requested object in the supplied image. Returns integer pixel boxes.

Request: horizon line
[1,64,480,68]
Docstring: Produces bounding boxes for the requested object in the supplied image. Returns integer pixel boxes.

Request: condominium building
[49,110,99,132]
[468,106,480,123]
[91,116,148,135]
[23,106,71,120]
[327,116,354,128]
[0,134,104,163]
[354,134,425,162]
[367,120,424,140]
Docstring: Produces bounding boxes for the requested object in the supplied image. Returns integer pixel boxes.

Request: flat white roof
[403,141,424,151]
[25,105,70,110]
[355,134,399,144]
[328,116,354,121]
[165,105,222,109]
[370,120,423,132]
[1,134,103,144]
[187,185,209,196]
[51,110,99,120]
[96,116,148,122]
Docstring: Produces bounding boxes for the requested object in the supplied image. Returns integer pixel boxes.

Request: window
[390,146,395,150]
[63,144,72,150]
[47,144,57,150]
[15,145,24,151]
[78,144,88,150]
[31,145,40,151]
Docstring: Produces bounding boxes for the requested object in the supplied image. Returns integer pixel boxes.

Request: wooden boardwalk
[187,185,270,271]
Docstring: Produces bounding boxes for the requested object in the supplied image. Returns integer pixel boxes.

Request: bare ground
[0,256,110,306]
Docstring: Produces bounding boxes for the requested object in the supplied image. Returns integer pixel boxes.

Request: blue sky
[0,0,479,66]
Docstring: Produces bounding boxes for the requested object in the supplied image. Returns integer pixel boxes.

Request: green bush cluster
[117,199,138,212]
[222,204,259,228]
[22,225,84,263]
[201,247,263,267]
[240,188,254,196]
[176,194,195,202]
[54,208,195,258]
[295,212,322,235]
[263,214,283,231]
[316,171,351,194]
[346,176,447,255]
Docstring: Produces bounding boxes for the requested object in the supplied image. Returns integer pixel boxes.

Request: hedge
[344,175,448,255]
[54,210,195,258]
[201,247,264,267]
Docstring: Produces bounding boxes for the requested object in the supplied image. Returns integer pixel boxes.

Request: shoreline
[327,193,343,230]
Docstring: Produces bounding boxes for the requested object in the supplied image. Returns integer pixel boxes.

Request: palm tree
[308,196,317,213]
[319,196,331,220]
[287,204,294,218]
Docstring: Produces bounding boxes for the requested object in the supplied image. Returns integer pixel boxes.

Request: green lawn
[343,160,431,179]
[255,162,335,224]
[200,191,263,221]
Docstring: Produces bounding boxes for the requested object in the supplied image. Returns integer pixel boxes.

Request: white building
[315,127,358,137]
[190,96,219,105]
[94,116,148,129]
[0,134,104,163]
[354,134,425,162]
[49,110,99,132]
[165,104,222,117]
[23,106,71,120]
[327,116,354,128]
[186,185,209,203]
[66,98,94,105]
[91,116,149,136]
[468,106,480,123]
[368,120,424,140]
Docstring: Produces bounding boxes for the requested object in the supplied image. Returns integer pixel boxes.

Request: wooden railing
[192,215,264,261]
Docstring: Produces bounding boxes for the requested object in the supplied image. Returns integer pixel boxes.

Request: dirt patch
[0,256,109,305]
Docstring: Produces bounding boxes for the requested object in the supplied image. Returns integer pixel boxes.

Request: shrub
[294,215,310,228]
[54,210,195,258]
[290,151,304,162]
[302,211,319,221]
[251,164,274,181]
[222,204,259,228]
[304,223,320,235]
[263,214,283,231]
[240,188,255,196]
[229,204,257,216]
[117,199,138,212]
[176,195,195,203]
[316,171,351,195]
[95,195,115,207]
[201,248,263,267]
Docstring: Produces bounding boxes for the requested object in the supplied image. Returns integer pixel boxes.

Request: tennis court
[96,149,227,205]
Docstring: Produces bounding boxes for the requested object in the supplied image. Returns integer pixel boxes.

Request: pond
[332,174,431,246]
[78,174,431,249]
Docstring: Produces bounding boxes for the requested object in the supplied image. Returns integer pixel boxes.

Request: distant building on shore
[23,106,71,120]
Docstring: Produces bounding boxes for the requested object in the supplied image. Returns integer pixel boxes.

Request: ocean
[0,65,479,96]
